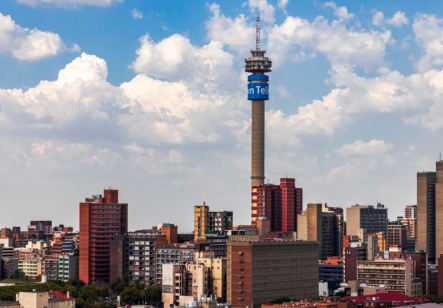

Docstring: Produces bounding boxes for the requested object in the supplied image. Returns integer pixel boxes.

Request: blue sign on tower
[247,74,269,100]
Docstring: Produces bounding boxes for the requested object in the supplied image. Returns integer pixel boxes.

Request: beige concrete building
[15,291,74,308]
[161,263,187,308]
[357,259,422,297]
[297,203,343,259]
[194,203,209,238]
[196,258,227,301]
[346,204,388,237]
[18,257,41,278]
[186,262,210,301]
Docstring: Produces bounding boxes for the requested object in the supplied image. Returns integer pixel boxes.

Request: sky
[1,0,443,232]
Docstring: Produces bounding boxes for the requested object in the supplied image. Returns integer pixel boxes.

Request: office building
[41,256,59,281]
[227,240,318,308]
[58,253,79,282]
[79,189,128,284]
[1,258,18,279]
[155,244,195,285]
[357,259,422,297]
[387,221,408,251]
[346,204,388,236]
[405,251,428,296]
[418,160,443,263]
[194,203,233,238]
[252,179,303,232]
[109,232,167,284]
[297,203,343,259]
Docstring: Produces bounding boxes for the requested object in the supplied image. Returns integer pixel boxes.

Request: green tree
[79,285,98,302]
[75,298,85,308]
[142,286,162,304]
[120,286,141,305]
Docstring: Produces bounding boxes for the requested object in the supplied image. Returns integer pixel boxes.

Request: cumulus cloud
[372,11,384,26]
[267,15,391,68]
[386,11,409,27]
[205,4,255,54]
[337,139,393,156]
[130,33,240,90]
[248,0,275,24]
[132,9,143,19]
[0,11,74,61]
[324,1,354,21]
[16,0,122,7]
[413,14,443,72]
[277,0,289,10]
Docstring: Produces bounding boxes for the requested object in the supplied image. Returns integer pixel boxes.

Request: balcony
[238,297,244,300]
[238,251,243,255]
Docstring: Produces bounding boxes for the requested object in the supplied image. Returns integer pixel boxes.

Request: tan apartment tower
[194,202,209,238]
[246,16,272,187]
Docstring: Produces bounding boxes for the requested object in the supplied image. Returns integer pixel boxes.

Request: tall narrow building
[418,160,443,263]
[79,189,128,284]
[245,16,271,188]
[251,178,302,232]
[417,170,437,263]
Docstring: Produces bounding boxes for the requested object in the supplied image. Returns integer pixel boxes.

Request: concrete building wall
[194,204,209,238]
[417,172,436,263]
[227,240,318,308]
[17,292,48,308]
[436,161,443,263]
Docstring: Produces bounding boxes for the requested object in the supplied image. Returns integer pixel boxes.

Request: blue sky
[1,0,443,231]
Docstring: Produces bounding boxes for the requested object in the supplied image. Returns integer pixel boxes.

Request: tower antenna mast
[256,15,260,51]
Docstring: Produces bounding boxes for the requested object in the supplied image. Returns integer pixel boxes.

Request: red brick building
[227,240,318,308]
[251,178,302,232]
[79,189,128,284]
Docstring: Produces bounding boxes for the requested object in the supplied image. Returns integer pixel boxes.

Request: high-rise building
[194,203,233,238]
[346,204,388,236]
[297,203,343,259]
[79,189,128,284]
[387,221,408,251]
[227,240,318,308]
[251,178,303,232]
[109,232,167,285]
[417,160,443,264]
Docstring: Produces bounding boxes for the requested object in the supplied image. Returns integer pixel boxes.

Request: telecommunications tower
[245,15,272,187]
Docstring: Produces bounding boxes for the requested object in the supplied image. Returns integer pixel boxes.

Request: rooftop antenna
[256,14,260,51]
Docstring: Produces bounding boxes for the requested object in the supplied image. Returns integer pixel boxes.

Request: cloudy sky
[1,0,442,232]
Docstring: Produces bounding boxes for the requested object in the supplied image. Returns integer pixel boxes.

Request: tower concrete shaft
[251,100,265,186]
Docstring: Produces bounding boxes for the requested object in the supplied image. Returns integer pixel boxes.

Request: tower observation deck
[246,16,272,187]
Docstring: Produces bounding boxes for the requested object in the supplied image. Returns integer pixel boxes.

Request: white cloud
[386,11,409,27]
[267,15,391,68]
[372,11,384,26]
[337,139,393,156]
[277,0,289,10]
[132,9,142,19]
[206,4,255,55]
[324,1,354,21]
[248,0,275,24]
[130,33,239,90]
[0,11,74,61]
[413,14,443,72]
[16,0,121,7]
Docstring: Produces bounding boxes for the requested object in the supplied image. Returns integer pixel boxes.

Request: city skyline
[1,0,443,231]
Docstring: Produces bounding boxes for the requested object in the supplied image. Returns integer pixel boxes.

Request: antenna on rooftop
[256,14,260,51]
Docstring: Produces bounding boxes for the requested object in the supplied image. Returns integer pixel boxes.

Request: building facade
[227,240,319,308]
[109,232,167,285]
[252,178,303,232]
[357,259,422,297]
[417,168,438,263]
[346,204,388,236]
[79,189,128,284]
